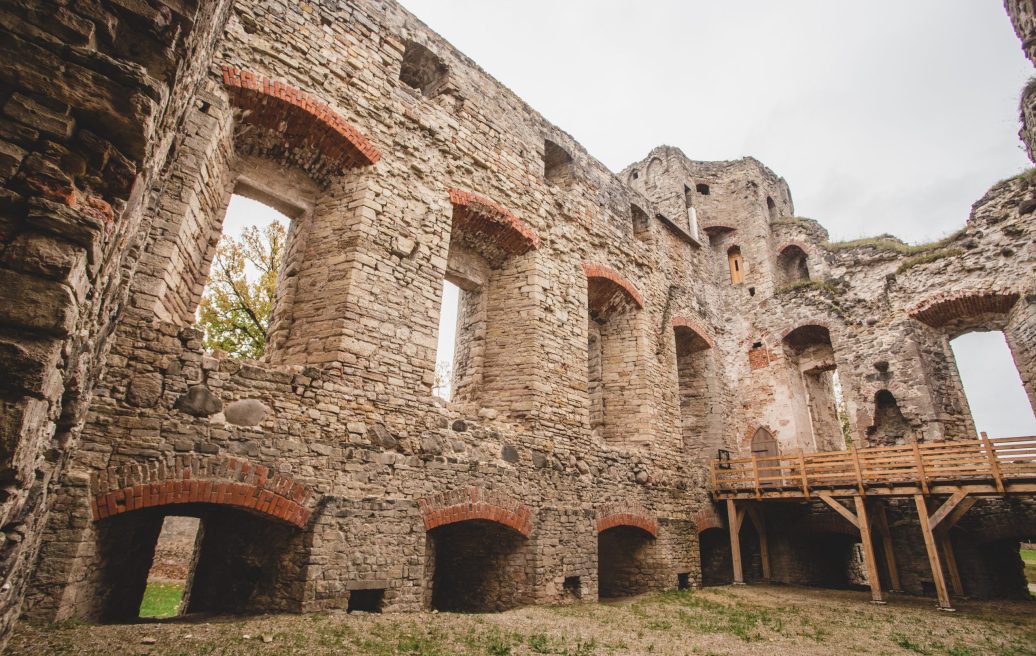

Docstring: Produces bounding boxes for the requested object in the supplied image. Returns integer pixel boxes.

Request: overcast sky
[223,2,1036,437]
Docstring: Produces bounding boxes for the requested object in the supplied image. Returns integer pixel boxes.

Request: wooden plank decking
[710,434,1036,501]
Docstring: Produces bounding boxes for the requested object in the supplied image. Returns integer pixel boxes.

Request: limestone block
[0,269,76,336]
[224,399,270,426]
[173,384,223,417]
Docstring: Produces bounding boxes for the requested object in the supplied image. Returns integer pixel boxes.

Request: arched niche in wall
[630,203,651,242]
[584,263,647,446]
[672,317,722,460]
[781,325,845,452]
[767,196,778,222]
[866,389,913,446]
[776,244,810,286]
[646,157,664,190]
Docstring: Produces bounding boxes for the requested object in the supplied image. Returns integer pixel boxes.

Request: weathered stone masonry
[0,0,1032,642]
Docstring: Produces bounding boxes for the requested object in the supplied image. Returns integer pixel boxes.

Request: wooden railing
[711,435,1036,499]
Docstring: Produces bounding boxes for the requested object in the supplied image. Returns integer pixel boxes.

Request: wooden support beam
[854,497,886,603]
[797,451,810,498]
[941,497,977,532]
[914,494,954,610]
[912,442,929,496]
[818,492,859,529]
[873,502,901,591]
[727,499,744,584]
[746,506,771,581]
[938,533,964,597]
[929,488,969,530]
[980,432,1005,495]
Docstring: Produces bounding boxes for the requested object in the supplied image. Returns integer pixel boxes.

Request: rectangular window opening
[434,279,461,400]
[678,572,691,590]
[347,588,385,613]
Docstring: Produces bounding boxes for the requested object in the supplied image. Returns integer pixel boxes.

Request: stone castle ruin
[0,0,1034,641]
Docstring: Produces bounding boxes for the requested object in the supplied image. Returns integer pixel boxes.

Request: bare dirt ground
[8,584,1035,656]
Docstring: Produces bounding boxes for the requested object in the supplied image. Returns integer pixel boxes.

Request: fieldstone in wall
[174,384,223,417]
[125,373,163,408]
[223,399,270,426]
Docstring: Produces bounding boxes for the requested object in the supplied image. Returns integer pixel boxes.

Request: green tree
[197,220,286,359]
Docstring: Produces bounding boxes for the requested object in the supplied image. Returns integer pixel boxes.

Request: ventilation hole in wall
[678,572,690,590]
[347,588,384,613]
[399,40,448,97]
[632,170,639,179]
[544,139,575,186]
[752,342,763,349]
[696,183,710,195]
[748,287,756,296]
[563,575,582,598]
[198,101,210,114]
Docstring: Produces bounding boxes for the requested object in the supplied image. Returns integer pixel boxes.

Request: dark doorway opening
[428,520,530,612]
[597,525,656,598]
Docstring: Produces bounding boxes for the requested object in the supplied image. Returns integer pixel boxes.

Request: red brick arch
[583,262,644,309]
[90,455,315,528]
[908,290,1020,328]
[776,240,812,257]
[595,502,658,537]
[419,487,533,537]
[221,65,381,171]
[448,188,540,256]
[693,507,724,533]
[671,316,716,349]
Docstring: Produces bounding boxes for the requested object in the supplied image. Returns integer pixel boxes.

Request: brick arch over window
[419,487,533,537]
[908,290,1021,329]
[90,455,316,528]
[583,263,644,309]
[221,65,381,179]
[448,188,540,257]
[693,507,724,533]
[671,316,716,350]
[595,502,658,537]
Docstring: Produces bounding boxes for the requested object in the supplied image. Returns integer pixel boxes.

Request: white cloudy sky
[224,2,1036,436]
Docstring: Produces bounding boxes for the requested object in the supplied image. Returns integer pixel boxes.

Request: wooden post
[938,533,964,597]
[912,442,929,496]
[798,451,810,498]
[854,496,886,604]
[874,503,901,592]
[727,499,744,584]
[980,432,1005,494]
[746,506,771,581]
[914,494,953,610]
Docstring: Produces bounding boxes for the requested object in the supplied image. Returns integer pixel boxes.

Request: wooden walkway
[709,434,1036,610]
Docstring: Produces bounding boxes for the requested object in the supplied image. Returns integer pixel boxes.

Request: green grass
[896,247,964,274]
[1022,548,1036,584]
[823,229,964,255]
[138,582,184,618]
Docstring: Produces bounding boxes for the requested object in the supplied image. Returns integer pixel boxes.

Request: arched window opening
[196,192,293,360]
[544,139,575,186]
[427,520,531,612]
[433,280,461,400]
[727,246,744,285]
[675,324,720,460]
[950,331,1036,437]
[696,183,710,195]
[646,157,664,189]
[867,390,913,446]
[782,326,848,451]
[630,203,650,241]
[586,267,647,446]
[767,195,778,222]
[776,245,810,286]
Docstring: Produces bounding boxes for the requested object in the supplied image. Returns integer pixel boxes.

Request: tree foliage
[197,220,286,359]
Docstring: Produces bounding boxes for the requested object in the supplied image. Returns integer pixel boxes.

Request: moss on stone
[895,248,965,274]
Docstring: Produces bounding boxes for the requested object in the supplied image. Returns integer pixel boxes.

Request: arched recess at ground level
[939,500,1036,600]
[426,519,532,612]
[698,527,734,586]
[597,525,659,598]
[93,503,304,622]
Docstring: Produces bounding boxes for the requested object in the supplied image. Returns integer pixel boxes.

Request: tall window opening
[776,245,809,286]
[630,204,650,242]
[727,246,744,285]
[767,196,778,222]
[675,324,720,460]
[782,325,846,451]
[197,193,292,360]
[950,331,1036,437]
[544,139,575,186]
[683,184,699,240]
[433,280,461,400]
[138,517,200,618]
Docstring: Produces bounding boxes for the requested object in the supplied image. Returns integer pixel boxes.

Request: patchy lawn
[9,584,1035,656]
[1022,548,1036,586]
[138,583,185,619]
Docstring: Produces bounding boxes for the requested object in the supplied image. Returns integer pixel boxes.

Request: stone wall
[0,0,1032,640]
